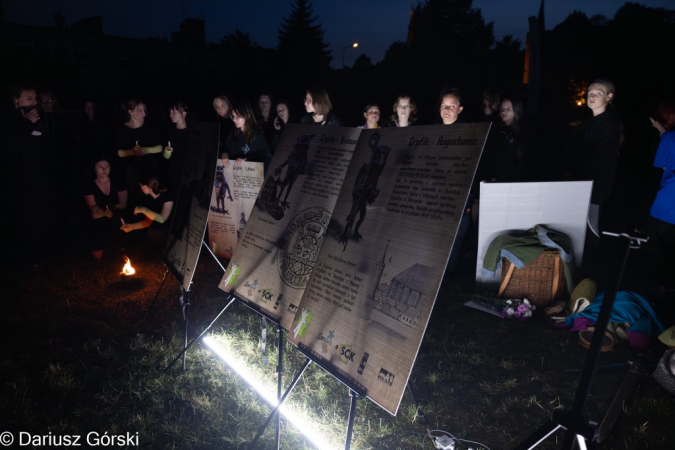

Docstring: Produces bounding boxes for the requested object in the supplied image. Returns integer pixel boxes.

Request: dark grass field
[1,237,674,450]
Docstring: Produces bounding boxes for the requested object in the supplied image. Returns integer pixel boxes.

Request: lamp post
[342,42,359,69]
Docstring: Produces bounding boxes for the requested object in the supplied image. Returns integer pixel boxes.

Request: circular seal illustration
[278,207,331,288]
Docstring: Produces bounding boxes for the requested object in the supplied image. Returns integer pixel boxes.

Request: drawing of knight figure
[337,132,391,248]
[213,164,233,214]
[274,134,314,209]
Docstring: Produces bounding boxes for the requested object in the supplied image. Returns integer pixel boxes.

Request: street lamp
[342,42,359,69]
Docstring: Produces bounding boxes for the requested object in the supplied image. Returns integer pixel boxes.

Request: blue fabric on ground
[565,290,666,336]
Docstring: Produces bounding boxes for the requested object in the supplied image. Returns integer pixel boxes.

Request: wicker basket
[654,348,675,396]
[498,250,565,306]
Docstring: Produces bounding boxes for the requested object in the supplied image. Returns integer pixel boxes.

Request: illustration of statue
[274,134,314,209]
[337,132,390,250]
[213,165,233,214]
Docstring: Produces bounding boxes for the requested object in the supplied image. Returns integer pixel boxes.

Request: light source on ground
[121,257,136,276]
[203,335,338,450]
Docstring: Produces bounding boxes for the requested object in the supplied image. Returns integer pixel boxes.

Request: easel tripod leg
[276,325,284,450]
[406,382,426,424]
[249,358,312,448]
[164,294,236,372]
[344,390,359,450]
[147,268,169,313]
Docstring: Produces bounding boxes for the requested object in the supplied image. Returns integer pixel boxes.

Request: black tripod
[513,231,647,450]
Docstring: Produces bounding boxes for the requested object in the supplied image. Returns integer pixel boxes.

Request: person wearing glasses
[387,95,417,127]
[300,86,343,127]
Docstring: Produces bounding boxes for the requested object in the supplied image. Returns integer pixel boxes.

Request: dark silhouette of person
[274,134,314,209]
[337,132,391,249]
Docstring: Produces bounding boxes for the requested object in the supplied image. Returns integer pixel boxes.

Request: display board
[219,124,361,328]
[287,124,490,415]
[163,122,219,290]
[207,160,264,260]
[475,181,592,290]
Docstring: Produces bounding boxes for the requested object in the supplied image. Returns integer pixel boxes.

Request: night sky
[4,0,673,67]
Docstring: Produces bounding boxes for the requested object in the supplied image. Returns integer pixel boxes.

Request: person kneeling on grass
[120,171,174,243]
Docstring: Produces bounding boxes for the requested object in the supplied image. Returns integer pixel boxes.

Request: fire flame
[121,257,136,276]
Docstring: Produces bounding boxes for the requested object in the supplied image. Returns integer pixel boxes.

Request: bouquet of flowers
[501,298,536,321]
[463,295,536,321]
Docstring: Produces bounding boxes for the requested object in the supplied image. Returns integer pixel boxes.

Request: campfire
[119,257,141,289]
[121,257,136,276]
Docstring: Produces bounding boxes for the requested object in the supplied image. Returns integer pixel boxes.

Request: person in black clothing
[115,99,163,207]
[163,102,189,194]
[83,156,127,260]
[299,86,343,127]
[257,92,276,148]
[225,100,272,174]
[479,88,501,123]
[214,94,234,159]
[120,170,174,251]
[482,97,529,182]
[270,100,293,154]
[74,100,109,180]
[561,78,622,238]
[3,83,63,265]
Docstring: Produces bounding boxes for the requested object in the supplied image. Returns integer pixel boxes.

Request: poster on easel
[163,121,219,290]
[219,124,361,327]
[287,124,490,415]
[207,160,264,260]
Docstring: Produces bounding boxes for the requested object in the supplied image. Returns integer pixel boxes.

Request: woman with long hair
[482,96,528,182]
[84,156,128,259]
[299,86,343,126]
[388,95,417,127]
[225,100,272,173]
[214,94,234,158]
[257,92,275,147]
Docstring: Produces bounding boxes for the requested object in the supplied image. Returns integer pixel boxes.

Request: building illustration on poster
[364,242,433,334]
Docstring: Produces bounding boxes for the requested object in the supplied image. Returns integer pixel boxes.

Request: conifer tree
[278,0,332,73]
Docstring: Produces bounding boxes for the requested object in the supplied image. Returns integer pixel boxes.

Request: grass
[0,244,674,450]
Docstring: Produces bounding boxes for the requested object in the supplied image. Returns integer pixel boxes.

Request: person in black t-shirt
[120,171,174,234]
[83,156,128,259]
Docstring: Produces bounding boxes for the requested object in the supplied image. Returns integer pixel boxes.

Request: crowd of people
[2,81,673,290]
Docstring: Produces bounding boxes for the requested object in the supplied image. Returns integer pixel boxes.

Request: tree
[221,30,259,49]
[407,0,495,90]
[278,0,332,78]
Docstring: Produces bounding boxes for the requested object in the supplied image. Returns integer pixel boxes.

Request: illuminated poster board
[287,124,489,415]
[219,124,361,328]
[207,160,264,260]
